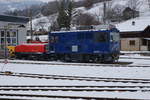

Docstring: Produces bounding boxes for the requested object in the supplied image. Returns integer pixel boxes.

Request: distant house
[116,17,150,51]
[0,15,29,57]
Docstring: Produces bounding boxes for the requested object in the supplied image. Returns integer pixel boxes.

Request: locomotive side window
[77,33,92,40]
[94,32,107,42]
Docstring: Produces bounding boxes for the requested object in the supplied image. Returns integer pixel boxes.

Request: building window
[0,30,18,50]
[1,31,4,37]
[129,40,135,45]
[7,31,10,37]
[142,39,147,46]
[12,32,16,37]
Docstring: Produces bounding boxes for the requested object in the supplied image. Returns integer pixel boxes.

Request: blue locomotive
[48,27,120,63]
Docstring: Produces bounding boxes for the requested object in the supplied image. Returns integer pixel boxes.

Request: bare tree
[47,14,59,31]
[104,1,113,23]
[71,9,83,26]
[113,4,123,22]
[83,0,94,9]
[101,1,123,23]
[94,12,101,24]
[127,0,142,18]
[127,0,141,10]
[75,13,100,26]
[34,19,46,32]
[148,0,150,10]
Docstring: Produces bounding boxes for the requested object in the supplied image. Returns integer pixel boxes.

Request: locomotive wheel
[64,54,71,62]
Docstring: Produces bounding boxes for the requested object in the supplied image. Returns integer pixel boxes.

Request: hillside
[0,0,43,13]
[27,0,150,32]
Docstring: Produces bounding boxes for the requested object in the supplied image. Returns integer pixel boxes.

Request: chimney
[132,21,135,26]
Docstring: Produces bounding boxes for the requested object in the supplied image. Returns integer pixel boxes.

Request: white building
[0,15,29,57]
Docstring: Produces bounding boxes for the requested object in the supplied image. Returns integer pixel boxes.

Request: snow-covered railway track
[0,93,138,100]
[0,87,149,92]
[0,60,149,67]
[1,71,150,84]
[120,57,150,60]
[0,85,150,92]
[0,85,150,88]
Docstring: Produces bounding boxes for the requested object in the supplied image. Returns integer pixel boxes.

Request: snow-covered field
[0,54,150,99]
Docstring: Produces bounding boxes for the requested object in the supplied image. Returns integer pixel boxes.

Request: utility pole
[103,0,107,24]
[4,27,7,60]
[29,8,33,40]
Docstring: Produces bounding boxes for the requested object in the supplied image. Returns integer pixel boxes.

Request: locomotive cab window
[94,32,107,42]
[110,32,120,42]
[50,36,59,43]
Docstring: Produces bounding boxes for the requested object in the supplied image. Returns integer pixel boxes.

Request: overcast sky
[0,0,55,3]
[40,0,82,2]
[0,0,81,3]
[39,0,55,2]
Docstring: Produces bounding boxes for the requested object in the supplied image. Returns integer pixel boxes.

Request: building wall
[121,38,140,51]
[140,39,150,51]
[0,21,27,58]
[141,45,148,51]
[18,27,27,44]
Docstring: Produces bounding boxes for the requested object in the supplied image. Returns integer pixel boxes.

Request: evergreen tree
[57,0,73,30]
[66,0,73,29]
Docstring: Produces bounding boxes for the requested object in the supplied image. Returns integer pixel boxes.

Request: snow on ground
[0,54,150,80]
[120,53,150,65]
[0,96,68,100]
[1,75,146,86]
[0,62,150,79]
[0,54,150,99]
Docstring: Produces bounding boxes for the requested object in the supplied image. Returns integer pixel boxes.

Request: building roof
[0,14,29,24]
[120,25,150,38]
[116,16,150,32]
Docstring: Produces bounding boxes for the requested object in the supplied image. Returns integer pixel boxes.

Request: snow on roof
[27,35,48,42]
[116,16,150,32]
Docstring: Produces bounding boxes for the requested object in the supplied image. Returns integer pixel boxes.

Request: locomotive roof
[50,28,118,34]
[21,43,47,45]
